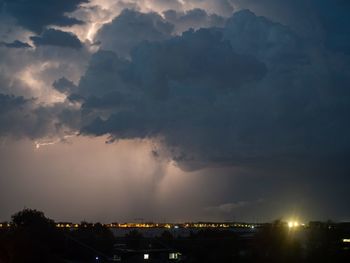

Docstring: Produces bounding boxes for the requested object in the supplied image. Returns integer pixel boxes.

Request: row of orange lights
[55,223,257,229]
[0,222,257,229]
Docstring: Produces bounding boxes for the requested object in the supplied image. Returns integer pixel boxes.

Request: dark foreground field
[0,209,349,263]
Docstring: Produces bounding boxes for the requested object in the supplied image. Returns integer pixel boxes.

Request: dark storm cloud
[312,0,350,54]
[30,29,83,49]
[223,10,306,67]
[163,8,226,33]
[1,0,87,33]
[77,50,130,97]
[127,28,266,96]
[95,9,174,57]
[1,1,349,172]
[0,93,28,112]
[0,93,79,139]
[79,24,267,170]
[52,77,78,95]
[185,0,235,17]
[0,40,31,48]
[233,0,350,54]
[71,9,350,172]
[0,93,36,137]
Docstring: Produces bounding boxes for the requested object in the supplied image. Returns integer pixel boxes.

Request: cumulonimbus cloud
[1,2,350,173]
[69,9,350,171]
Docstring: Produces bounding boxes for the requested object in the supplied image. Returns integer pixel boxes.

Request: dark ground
[0,209,349,263]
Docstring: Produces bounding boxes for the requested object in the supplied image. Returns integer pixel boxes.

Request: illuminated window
[169,253,179,260]
[144,254,149,260]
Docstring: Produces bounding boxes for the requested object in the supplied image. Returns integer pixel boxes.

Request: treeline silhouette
[0,209,349,262]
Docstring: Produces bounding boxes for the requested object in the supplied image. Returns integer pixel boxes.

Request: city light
[49,222,259,229]
[288,221,300,228]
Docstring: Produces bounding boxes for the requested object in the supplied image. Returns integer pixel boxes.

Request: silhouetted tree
[0,208,65,263]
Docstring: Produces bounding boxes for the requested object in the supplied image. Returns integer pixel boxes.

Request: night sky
[0,0,349,223]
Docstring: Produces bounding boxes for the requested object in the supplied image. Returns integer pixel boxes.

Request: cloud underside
[30,29,83,48]
[73,9,350,171]
[0,2,349,172]
[0,93,80,139]
[1,0,87,33]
